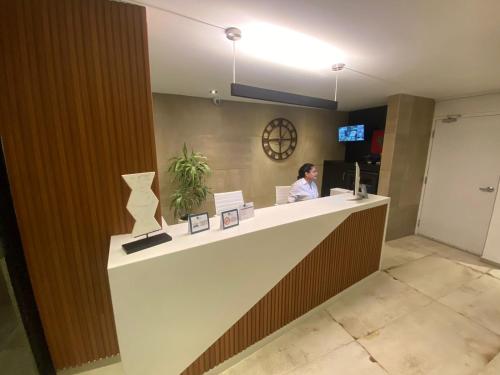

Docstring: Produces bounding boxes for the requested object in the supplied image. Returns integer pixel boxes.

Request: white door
[418,115,500,255]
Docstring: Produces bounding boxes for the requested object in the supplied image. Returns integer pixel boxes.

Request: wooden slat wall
[0,0,159,369]
[182,205,387,375]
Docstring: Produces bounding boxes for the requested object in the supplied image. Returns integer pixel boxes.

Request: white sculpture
[122,172,161,237]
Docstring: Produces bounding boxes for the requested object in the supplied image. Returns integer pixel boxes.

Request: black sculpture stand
[122,232,172,254]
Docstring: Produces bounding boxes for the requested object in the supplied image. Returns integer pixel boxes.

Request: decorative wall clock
[261,118,297,160]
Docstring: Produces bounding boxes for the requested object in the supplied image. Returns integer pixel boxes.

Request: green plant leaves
[168,143,211,218]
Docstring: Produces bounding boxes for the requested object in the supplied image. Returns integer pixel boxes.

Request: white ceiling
[141,0,500,111]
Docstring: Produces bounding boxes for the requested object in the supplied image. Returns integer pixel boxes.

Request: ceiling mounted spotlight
[332,63,346,72]
[442,114,461,123]
[225,27,242,41]
[210,89,218,95]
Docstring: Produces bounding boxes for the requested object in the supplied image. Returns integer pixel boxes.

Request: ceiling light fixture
[238,23,344,72]
[226,26,340,110]
[210,89,218,95]
[128,1,398,103]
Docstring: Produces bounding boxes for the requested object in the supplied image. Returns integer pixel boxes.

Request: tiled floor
[63,235,500,375]
[0,259,38,375]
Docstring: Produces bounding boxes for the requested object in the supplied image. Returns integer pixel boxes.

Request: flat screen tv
[338,124,365,142]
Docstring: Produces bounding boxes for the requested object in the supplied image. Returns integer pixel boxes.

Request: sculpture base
[122,232,172,254]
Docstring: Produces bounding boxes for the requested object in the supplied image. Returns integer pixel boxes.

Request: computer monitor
[338,124,365,142]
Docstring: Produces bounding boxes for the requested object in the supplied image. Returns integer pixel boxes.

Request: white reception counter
[108,193,390,375]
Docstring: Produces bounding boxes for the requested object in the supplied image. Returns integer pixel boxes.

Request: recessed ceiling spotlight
[210,89,218,95]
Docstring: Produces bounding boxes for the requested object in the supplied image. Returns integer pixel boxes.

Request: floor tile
[57,360,124,375]
[479,351,500,375]
[489,269,500,280]
[6,325,32,352]
[387,255,481,299]
[359,302,500,375]
[380,244,429,270]
[326,272,431,338]
[288,310,354,360]
[0,347,38,375]
[285,341,388,375]
[221,333,300,375]
[0,304,18,350]
[439,275,500,335]
[388,235,440,253]
[431,245,492,273]
[222,311,353,375]
[77,363,124,375]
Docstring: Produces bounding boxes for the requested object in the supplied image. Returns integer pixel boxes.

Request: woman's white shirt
[287,178,319,203]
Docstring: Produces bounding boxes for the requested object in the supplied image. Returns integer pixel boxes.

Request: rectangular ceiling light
[231,83,338,110]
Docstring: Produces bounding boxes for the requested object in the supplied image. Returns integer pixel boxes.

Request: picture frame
[221,208,239,230]
[188,212,210,234]
[238,202,255,221]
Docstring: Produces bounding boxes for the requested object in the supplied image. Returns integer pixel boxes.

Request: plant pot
[177,213,189,224]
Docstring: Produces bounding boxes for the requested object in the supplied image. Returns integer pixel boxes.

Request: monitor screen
[338,124,365,142]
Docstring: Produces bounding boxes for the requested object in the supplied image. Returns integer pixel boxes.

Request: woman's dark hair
[297,163,314,180]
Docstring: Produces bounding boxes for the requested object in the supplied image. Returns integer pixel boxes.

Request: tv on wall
[338,124,365,142]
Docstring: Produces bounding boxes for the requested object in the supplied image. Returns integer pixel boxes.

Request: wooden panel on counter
[182,204,387,375]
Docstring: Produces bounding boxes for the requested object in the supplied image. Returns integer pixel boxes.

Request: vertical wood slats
[182,205,387,375]
[0,0,159,369]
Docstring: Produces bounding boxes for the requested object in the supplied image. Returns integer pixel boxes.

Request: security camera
[209,89,221,105]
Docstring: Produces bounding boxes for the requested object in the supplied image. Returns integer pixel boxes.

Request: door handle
[479,186,495,192]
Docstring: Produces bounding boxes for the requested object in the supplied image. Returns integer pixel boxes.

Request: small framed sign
[188,212,210,234]
[221,208,239,230]
[238,202,255,221]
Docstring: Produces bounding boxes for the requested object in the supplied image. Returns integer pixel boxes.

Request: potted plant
[168,143,211,221]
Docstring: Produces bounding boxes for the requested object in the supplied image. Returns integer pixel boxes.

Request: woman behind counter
[288,163,319,203]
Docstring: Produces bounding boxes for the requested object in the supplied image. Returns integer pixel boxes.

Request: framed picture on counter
[238,202,255,221]
[188,212,210,234]
[221,208,239,230]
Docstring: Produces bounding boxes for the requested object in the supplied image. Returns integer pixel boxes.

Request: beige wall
[153,93,347,223]
[378,94,435,240]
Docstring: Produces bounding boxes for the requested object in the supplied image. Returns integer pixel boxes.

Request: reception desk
[108,193,389,375]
